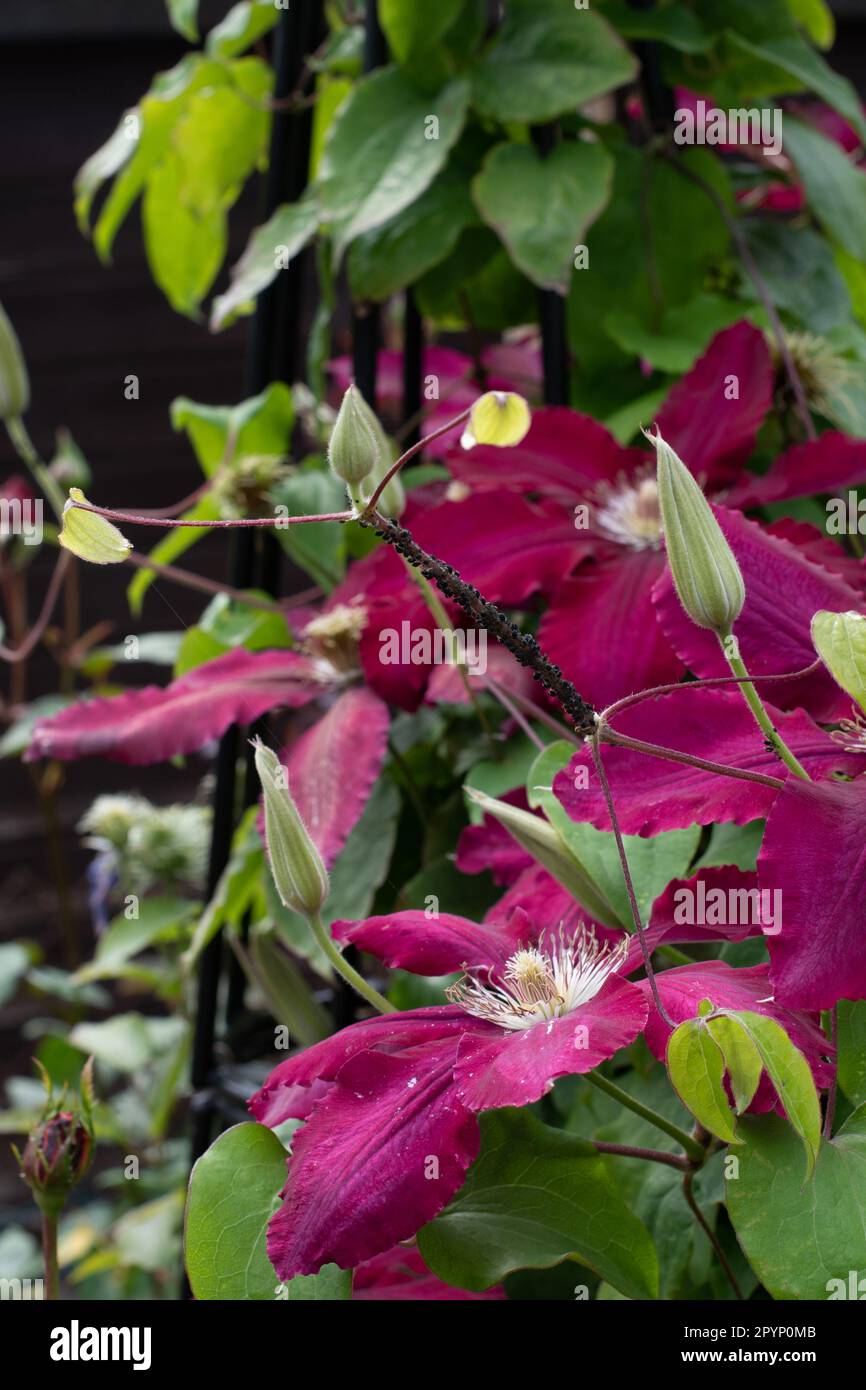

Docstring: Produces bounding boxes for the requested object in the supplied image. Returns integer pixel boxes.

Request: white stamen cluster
[447,925,629,1032]
[594,472,662,550]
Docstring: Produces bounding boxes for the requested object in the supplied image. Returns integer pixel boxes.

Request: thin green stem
[308,912,392,1015]
[6,417,66,520]
[721,636,811,781]
[585,1071,706,1162]
[41,1207,60,1300]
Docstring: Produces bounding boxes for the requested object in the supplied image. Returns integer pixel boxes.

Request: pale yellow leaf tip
[461,391,531,450]
[59,488,132,565]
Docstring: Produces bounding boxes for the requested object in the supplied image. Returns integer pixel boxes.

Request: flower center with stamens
[447,926,629,1032]
[595,474,662,550]
[304,603,367,675]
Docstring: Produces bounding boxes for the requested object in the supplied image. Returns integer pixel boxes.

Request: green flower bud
[59,488,133,565]
[328,384,382,487]
[254,739,329,918]
[363,411,406,519]
[650,427,745,634]
[0,300,30,421]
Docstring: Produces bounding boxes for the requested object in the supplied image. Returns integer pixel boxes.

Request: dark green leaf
[211,197,320,330]
[318,68,470,261]
[472,140,613,293]
[419,1108,658,1299]
[727,1109,866,1299]
[784,117,866,263]
[470,0,637,123]
[185,1122,287,1299]
[348,163,477,302]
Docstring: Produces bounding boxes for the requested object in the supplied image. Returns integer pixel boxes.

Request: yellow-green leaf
[812,609,866,713]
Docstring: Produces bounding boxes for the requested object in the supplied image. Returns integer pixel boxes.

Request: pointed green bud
[465,788,622,929]
[328,384,382,486]
[363,411,406,519]
[253,739,329,918]
[59,489,133,564]
[811,609,866,713]
[0,301,30,421]
[650,427,745,634]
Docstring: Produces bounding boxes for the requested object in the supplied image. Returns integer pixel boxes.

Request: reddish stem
[70,502,353,528]
[363,406,471,514]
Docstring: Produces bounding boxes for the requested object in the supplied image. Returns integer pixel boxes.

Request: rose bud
[0,300,30,421]
[59,488,133,564]
[650,426,745,635]
[328,384,382,487]
[253,738,329,918]
[16,1061,95,1215]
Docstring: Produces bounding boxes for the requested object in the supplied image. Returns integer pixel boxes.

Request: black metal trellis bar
[351,0,387,404]
[531,123,570,407]
[189,0,327,1175]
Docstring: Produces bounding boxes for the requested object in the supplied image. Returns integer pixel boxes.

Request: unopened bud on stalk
[15,1060,95,1215]
[0,300,30,421]
[461,391,531,449]
[253,739,329,918]
[650,427,745,634]
[59,488,133,564]
[328,384,382,487]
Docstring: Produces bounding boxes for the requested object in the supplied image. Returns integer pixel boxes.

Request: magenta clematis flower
[407,321,866,708]
[249,912,647,1278]
[553,686,866,837]
[758,775,866,1011]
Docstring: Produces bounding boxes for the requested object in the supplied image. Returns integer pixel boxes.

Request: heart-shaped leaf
[727,1108,866,1300]
[418,1108,659,1300]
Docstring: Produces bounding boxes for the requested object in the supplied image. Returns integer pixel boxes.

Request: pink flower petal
[760,776,866,1010]
[248,1006,472,1126]
[539,548,682,708]
[25,648,326,765]
[723,432,866,510]
[553,688,866,835]
[456,790,535,886]
[333,909,531,977]
[447,407,647,505]
[655,322,773,484]
[654,505,863,719]
[353,1245,505,1300]
[763,518,865,590]
[454,976,648,1111]
[282,687,389,868]
[411,493,588,606]
[266,1042,481,1278]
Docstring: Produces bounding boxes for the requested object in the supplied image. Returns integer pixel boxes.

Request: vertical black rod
[627,0,676,128]
[402,291,423,446]
[351,0,388,403]
[189,2,325,1174]
[531,124,569,406]
[222,0,328,1031]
